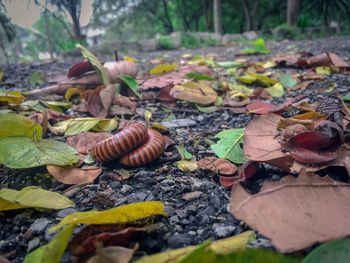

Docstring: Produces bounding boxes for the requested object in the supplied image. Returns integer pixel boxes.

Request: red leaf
[290,146,339,164]
[246,101,279,114]
[288,131,334,151]
[67,60,94,78]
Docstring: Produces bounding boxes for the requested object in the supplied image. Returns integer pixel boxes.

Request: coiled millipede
[90,123,166,167]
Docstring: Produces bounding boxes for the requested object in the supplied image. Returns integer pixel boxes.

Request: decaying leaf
[246,101,279,114]
[0,137,79,168]
[197,157,238,175]
[47,165,102,185]
[211,128,246,164]
[170,81,217,105]
[87,245,137,263]
[66,132,112,155]
[87,84,117,118]
[0,186,75,211]
[50,201,167,232]
[23,225,74,263]
[229,172,350,252]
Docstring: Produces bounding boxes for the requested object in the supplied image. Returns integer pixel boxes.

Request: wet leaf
[266,82,284,97]
[50,201,166,232]
[279,74,297,88]
[230,172,350,252]
[211,128,246,164]
[0,186,75,211]
[47,165,102,185]
[76,44,110,85]
[52,118,117,136]
[0,90,25,105]
[135,231,255,263]
[150,63,177,75]
[176,144,193,160]
[246,101,279,114]
[176,160,198,172]
[303,238,350,263]
[186,71,215,81]
[119,75,142,99]
[0,137,79,168]
[0,113,42,141]
[170,81,217,105]
[24,225,74,263]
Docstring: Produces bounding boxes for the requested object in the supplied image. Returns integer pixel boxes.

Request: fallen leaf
[219,161,259,188]
[47,165,102,185]
[239,38,270,55]
[211,128,246,164]
[67,60,95,78]
[0,113,42,141]
[246,101,279,114]
[196,104,217,113]
[0,90,25,105]
[0,137,79,168]
[279,74,297,88]
[197,157,238,175]
[66,132,112,155]
[45,101,72,113]
[119,75,142,99]
[185,71,215,81]
[23,225,74,263]
[87,84,117,118]
[176,160,198,172]
[0,186,75,211]
[49,201,166,232]
[87,246,136,263]
[244,114,293,171]
[266,82,284,97]
[64,87,82,101]
[170,81,217,105]
[229,172,350,252]
[135,231,255,263]
[215,61,243,68]
[307,51,350,68]
[303,238,350,263]
[176,144,193,160]
[150,63,177,75]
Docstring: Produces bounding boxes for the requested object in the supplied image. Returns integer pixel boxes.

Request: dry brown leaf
[197,157,238,175]
[170,81,217,105]
[47,165,102,185]
[87,245,137,263]
[87,84,117,118]
[66,132,112,155]
[229,171,350,252]
[113,95,137,111]
[244,114,293,171]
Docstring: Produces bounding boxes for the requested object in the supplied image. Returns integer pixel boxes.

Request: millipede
[90,123,166,167]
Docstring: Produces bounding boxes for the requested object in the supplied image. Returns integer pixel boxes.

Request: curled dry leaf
[87,84,117,118]
[66,132,112,155]
[47,165,102,185]
[307,51,350,68]
[219,161,259,188]
[113,95,137,111]
[67,60,94,78]
[197,157,238,175]
[229,171,350,252]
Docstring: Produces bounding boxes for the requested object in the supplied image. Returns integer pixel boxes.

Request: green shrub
[158,35,176,50]
[180,33,201,49]
[273,24,301,40]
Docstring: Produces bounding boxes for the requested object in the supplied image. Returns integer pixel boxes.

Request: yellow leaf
[150,63,177,75]
[49,201,167,232]
[0,70,3,81]
[144,110,152,124]
[266,82,284,97]
[262,61,277,69]
[135,231,255,263]
[315,66,332,75]
[46,101,72,113]
[92,118,118,132]
[0,91,25,105]
[176,160,198,172]
[0,113,42,141]
[170,81,217,105]
[64,87,81,101]
[150,122,168,132]
[182,53,193,59]
[0,186,75,211]
[124,56,137,63]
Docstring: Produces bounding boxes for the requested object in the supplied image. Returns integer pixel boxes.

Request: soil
[0,36,350,262]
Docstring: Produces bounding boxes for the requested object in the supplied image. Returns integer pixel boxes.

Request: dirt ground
[0,36,350,262]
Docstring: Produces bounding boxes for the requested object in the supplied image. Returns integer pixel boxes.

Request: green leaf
[119,75,142,99]
[0,90,25,105]
[196,104,218,113]
[21,100,47,112]
[24,225,74,263]
[186,72,215,81]
[0,137,79,168]
[303,238,350,263]
[30,72,45,86]
[0,186,75,211]
[266,82,285,97]
[240,38,270,55]
[176,144,193,160]
[0,113,42,141]
[215,61,243,68]
[45,101,72,113]
[211,128,246,164]
[279,74,297,88]
[76,43,110,85]
[341,95,350,102]
[49,201,167,232]
[180,240,215,263]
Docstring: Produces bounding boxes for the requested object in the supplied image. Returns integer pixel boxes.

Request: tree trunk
[203,0,213,31]
[162,0,174,33]
[287,0,299,26]
[213,0,222,34]
[241,0,260,31]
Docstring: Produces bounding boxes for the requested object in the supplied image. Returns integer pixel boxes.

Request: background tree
[213,0,222,34]
[287,0,299,26]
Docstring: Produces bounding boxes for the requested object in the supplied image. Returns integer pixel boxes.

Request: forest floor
[0,36,350,262]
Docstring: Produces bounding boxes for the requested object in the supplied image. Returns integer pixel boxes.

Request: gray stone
[29,218,51,233]
[248,238,273,248]
[169,32,182,48]
[27,237,40,252]
[120,184,133,193]
[194,32,222,42]
[243,31,259,40]
[222,33,244,44]
[168,233,192,248]
[161,118,197,128]
[170,215,180,225]
[212,223,236,238]
[182,191,204,201]
[139,38,158,52]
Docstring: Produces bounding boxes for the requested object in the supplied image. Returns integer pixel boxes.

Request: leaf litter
[1,39,350,262]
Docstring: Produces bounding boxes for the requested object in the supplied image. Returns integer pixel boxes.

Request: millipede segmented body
[90,123,147,163]
[119,129,166,167]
